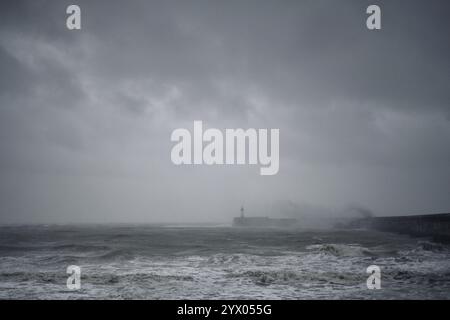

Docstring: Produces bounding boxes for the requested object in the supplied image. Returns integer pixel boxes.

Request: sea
[0,225,449,299]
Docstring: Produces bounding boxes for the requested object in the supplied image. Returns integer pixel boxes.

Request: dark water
[0,225,449,299]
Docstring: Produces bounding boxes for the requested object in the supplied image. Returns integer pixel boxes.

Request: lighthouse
[240,206,244,218]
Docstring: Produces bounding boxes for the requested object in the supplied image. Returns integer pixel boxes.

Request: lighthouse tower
[240,205,244,218]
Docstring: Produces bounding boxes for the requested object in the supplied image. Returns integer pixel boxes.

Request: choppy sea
[0,225,449,299]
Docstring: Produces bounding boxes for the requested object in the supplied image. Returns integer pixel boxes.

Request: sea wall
[348,213,450,242]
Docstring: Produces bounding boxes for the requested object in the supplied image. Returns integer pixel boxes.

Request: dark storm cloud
[0,0,449,223]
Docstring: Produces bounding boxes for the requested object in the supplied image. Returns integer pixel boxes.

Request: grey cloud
[0,0,449,224]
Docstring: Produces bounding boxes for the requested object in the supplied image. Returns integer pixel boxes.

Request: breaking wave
[306,243,374,257]
[1,225,449,299]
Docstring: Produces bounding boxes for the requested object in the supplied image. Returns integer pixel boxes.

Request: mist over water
[0,225,449,299]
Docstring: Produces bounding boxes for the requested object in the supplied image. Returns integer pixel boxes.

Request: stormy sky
[0,0,449,224]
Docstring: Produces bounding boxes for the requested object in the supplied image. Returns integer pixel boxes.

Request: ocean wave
[228,268,364,287]
[306,243,373,257]
[205,253,260,265]
[52,244,110,251]
[237,270,301,285]
[77,271,195,285]
[94,249,135,261]
[0,271,65,284]
[0,243,109,253]
[0,245,50,252]
[416,241,445,252]
[1,226,449,299]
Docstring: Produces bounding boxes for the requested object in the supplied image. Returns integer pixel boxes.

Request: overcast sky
[0,0,449,224]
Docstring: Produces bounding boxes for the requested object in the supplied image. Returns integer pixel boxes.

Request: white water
[0,226,449,299]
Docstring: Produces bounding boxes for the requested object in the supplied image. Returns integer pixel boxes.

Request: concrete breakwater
[344,213,450,242]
